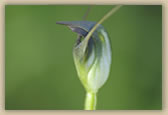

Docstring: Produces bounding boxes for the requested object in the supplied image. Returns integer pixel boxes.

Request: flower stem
[84,92,97,110]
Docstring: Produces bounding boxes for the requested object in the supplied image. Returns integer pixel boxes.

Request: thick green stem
[84,92,97,110]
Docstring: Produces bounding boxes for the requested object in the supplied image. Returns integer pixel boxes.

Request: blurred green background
[5,5,162,110]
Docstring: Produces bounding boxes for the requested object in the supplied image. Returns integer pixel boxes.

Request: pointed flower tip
[56,21,71,26]
[56,21,65,25]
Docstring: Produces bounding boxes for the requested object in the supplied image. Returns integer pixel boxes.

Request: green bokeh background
[5,5,162,110]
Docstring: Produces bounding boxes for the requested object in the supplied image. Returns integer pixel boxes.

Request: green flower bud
[57,21,111,93]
